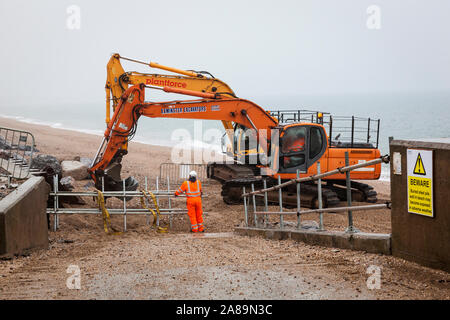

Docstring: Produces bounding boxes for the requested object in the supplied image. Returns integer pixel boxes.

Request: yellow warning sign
[407,149,433,217]
[413,153,426,175]
[408,177,432,216]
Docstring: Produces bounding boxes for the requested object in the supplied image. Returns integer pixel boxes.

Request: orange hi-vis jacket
[175,180,202,199]
[175,179,204,232]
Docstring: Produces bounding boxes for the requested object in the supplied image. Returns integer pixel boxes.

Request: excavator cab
[267,123,328,175]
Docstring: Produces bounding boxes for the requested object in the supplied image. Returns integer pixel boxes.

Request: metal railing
[269,110,330,125]
[47,174,207,232]
[328,116,380,149]
[268,110,381,149]
[0,126,37,179]
[241,153,390,233]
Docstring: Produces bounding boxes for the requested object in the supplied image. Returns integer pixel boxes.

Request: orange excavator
[89,83,383,208]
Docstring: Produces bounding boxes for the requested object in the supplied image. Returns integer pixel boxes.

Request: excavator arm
[90,84,278,190]
[105,54,236,133]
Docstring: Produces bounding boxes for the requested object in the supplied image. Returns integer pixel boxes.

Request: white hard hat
[189,170,197,177]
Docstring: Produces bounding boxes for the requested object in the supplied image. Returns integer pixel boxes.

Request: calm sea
[1,91,449,180]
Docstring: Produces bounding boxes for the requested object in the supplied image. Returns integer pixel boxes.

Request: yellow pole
[105,86,111,124]
[149,62,200,78]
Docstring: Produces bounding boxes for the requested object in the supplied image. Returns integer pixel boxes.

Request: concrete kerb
[235,227,391,255]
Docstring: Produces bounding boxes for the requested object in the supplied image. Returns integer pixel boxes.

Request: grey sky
[0,0,449,107]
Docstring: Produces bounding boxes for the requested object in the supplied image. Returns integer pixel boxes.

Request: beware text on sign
[407,149,433,217]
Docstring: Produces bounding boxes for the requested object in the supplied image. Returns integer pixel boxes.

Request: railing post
[376,119,380,149]
[251,183,257,227]
[263,179,268,228]
[144,176,149,225]
[296,170,301,230]
[56,174,60,230]
[317,162,323,231]
[123,179,127,232]
[8,131,14,174]
[345,152,358,233]
[156,176,160,227]
[168,176,173,229]
[243,186,248,227]
[53,174,58,231]
[329,116,333,146]
[278,176,283,230]
[351,116,355,148]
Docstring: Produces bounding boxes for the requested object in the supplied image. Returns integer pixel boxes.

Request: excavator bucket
[95,162,139,200]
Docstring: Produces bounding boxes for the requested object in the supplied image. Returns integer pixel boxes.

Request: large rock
[31,154,62,176]
[300,220,319,230]
[60,176,75,190]
[61,160,88,180]
[72,156,92,168]
[79,157,93,168]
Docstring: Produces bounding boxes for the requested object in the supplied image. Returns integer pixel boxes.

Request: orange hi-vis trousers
[175,179,204,232]
[187,197,203,232]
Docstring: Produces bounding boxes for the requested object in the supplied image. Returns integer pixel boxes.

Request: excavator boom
[105,53,236,133]
[90,84,279,190]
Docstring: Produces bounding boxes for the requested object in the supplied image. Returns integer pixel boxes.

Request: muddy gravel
[1,229,449,300]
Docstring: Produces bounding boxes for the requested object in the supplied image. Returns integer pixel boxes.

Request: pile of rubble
[31,155,91,187]
[30,154,93,206]
[0,175,20,199]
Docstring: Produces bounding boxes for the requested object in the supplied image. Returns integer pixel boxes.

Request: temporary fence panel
[159,163,209,187]
[0,126,37,179]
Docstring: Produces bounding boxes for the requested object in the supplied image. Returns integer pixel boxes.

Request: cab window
[281,126,307,154]
[309,127,323,159]
[282,155,305,168]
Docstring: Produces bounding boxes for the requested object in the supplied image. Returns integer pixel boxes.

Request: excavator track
[207,162,256,183]
[221,177,264,205]
[208,162,377,208]
[325,180,378,203]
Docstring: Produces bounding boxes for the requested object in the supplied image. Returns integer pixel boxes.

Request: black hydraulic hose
[187,69,215,79]
[216,92,238,98]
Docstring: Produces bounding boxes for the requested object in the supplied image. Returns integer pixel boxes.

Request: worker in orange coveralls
[174,171,204,233]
